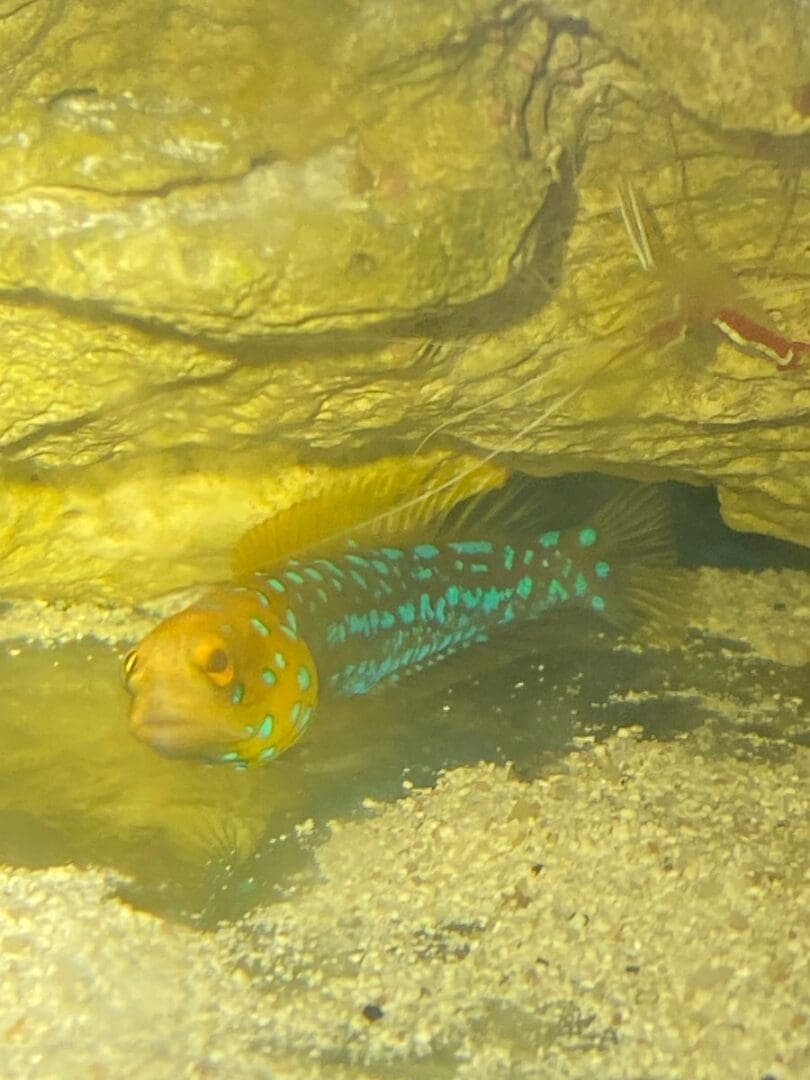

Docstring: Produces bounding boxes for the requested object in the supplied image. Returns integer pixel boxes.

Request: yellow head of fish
[124,587,318,767]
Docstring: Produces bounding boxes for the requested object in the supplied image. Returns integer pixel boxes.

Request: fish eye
[206,648,229,674]
[193,640,235,687]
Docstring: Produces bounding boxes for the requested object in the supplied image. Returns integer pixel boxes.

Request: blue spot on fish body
[258,715,274,740]
[274,651,287,669]
[446,584,460,606]
[592,595,606,611]
[285,570,305,586]
[381,547,403,560]
[414,544,439,559]
[539,531,560,549]
[258,746,277,762]
[398,602,416,625]
[595,560,611,578]
[483,586,506,614]
[316,559,342,576]
[250,617,270,637]
[231,683,245,705]
[349,612,371,637]
[523,548,535,566]
[516,576,533,599]
[449,540,494,556]
[461,587,482,610]
[548,579,568,603]
[579,527,598,547]
[261,668,276,686]
[574,572,588,597]
[267,578,285,593]
[502,545,515,571]
[413,566,433,582]
[297,666,311,691]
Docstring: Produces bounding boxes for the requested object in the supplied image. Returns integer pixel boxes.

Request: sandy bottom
[0,566,808,1078]
[0,725,806,1079]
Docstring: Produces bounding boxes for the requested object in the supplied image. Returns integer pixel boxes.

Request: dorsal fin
[434,473,559,542]
[231,454,508,577]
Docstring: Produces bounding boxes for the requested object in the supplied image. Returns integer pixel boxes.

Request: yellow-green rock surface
[0,0,808,605]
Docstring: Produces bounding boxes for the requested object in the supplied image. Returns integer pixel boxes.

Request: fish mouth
[129,708,238,760]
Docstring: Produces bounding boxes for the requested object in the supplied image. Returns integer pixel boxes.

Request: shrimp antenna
[617,180,656,272]
[664,111,704,250]
[326,331,644,549]
[413,341,571,455]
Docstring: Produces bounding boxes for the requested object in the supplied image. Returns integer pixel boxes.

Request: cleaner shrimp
[617,181,809,371]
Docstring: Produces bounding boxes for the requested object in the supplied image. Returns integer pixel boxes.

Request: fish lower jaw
[129,712,236,760]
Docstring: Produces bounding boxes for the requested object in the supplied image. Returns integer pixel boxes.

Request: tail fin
[565,485,692,640]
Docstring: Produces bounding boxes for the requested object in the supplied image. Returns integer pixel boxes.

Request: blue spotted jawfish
[124,466,681,768]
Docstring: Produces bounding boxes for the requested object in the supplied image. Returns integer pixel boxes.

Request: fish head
[124,588,318,766]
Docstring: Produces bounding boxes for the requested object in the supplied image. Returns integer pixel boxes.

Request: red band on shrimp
[712,308,802,369]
